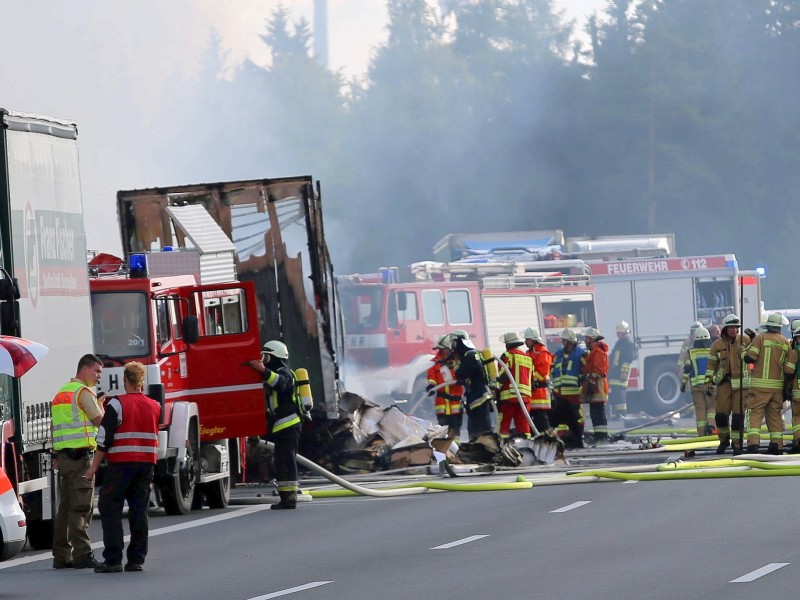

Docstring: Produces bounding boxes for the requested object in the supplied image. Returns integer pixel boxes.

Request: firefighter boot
[789,440,800,454]
[746,444,760,454]
[732,445,743,456]
[766,442,783,456]
[715,437,730,455]
[705,425,716,436]
[271,491,298,510]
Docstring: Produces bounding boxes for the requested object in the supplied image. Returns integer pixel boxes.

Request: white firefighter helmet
[615,320,630,334]
[521,326,543,344]
[499,331,524,345]
[690,321,703,332]
[793,325,800,338]
[450,329,469,340]
[583,327,604,341]
[261,340,289,360]
[560,328,578,343]
[765,313,784,331]
[693,326,711,341]
[722,314,741,328]
[434,334,451,350]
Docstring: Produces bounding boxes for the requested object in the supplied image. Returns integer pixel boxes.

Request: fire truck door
[387,289,428,362]
[182,284,266,441]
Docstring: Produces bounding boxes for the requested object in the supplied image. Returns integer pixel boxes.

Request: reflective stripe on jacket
[427,360,463,416]
[683,347,710,387]
[744,333,789,390]
[499,348,532,402]
[51,381,98,450]
[552,346,586,396]
[265,366,301,433]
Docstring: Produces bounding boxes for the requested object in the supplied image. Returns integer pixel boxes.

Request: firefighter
[496,332,533,439]
[742,313,790,454]
[705,314,750,455]
[677,321,703,377]
[426,335,464,440]
[551,328,587,449]
[522,327,553,434]
[85,361,161,573]
[608,321,635,420]
[451,330,493,440]
[248,340,304,509]
[582,327,610,443]
[784,326,800,453]
[681,326,714,437]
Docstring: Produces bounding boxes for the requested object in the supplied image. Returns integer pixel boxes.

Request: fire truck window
[91,292,150,358]
[446,289,472,325]
[422,290,444,326]
[340,286,382,331]
[541,296,597,332]
[155,298,171,346]
[695,279,735,325]
[388,291,418,328]
[198,289,248,336]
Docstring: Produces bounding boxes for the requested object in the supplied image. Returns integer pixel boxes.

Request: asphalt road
[2,467,799,600]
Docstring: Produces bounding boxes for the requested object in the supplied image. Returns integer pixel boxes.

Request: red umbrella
[0,335,49,378]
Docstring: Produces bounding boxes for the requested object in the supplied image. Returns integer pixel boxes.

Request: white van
[0,467,26,561]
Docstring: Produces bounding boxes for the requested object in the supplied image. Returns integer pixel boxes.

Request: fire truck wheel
[161,425,199,516]
[25,518,53,550]
[644,359,684,416]
[204,473,231,509]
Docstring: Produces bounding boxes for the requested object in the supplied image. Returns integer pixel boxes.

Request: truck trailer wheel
[25,518,53,550]
[644,358,684,416]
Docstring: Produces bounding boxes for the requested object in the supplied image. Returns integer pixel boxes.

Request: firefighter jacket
[51,380,99,451]
[497,347,532,404]
[427,354,463,416]
[608,336,635,390]
[264,364,301,433]
[682,344,710,387]
[743,332,790,390]
[706,333,751,389]
[454,348,492,410]
[552,345,586,397]
[528,342,553,410]
[582,341,610,399]
[784,345,800,400]
[96,392,161,464]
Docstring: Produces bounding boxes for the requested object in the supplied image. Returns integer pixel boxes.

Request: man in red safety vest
[426,335,464,439]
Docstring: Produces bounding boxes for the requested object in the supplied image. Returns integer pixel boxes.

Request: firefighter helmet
[765,313,784,331]
[583,327,604,341]
[690,321,702,332]
[521,326,543,344]
[450,329,469,340]
[793,325,800,338]
[693,326,711,341]
[434,334,451,350]
[560,328,578,343]
[722,314,741,328]
[499,331,524,346]
[261,340,289,359]
[616,321,630,334]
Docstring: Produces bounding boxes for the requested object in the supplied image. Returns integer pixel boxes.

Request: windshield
[339,286,384,333]
[91,292,150,358]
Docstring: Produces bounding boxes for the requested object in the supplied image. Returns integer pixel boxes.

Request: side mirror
[183,315,199,344]
[397,292,408,312]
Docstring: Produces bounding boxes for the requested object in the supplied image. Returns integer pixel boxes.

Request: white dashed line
[731,563,789,583]
[246,581,333,599]
[550,501,591,513]
[431,535,489,549]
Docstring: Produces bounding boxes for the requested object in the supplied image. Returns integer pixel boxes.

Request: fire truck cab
[89,205,266,515]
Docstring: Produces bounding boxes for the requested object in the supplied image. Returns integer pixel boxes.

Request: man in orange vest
[496,332,533,438]
[522,327,553,434]
[85,361,161,573]
[582,327,610,444]
[50,354,104,570]
[426,335,464,439]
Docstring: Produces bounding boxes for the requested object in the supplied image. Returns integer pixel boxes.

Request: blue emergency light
[129,253,148,278]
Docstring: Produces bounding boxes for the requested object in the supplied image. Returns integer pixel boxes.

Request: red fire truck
[338,259,598,416]
[89,204,266,514]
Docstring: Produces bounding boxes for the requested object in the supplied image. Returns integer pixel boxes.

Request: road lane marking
[623,480,639,484]
[0,505,268,570]
[731,563,789,582]
[550,501,591,513]
[247,581,333,599]
[431,535,489,549]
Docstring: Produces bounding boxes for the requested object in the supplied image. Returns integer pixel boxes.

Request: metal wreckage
[115,176,545,483]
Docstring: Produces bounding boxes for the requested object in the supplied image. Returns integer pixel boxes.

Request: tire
[26,519,53,550]
[160,423,199,516]
[644,358,685,416]
[204,473,231,509]
[407,376,435,422]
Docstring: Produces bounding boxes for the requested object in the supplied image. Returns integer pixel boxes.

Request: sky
[0,0,606,255]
